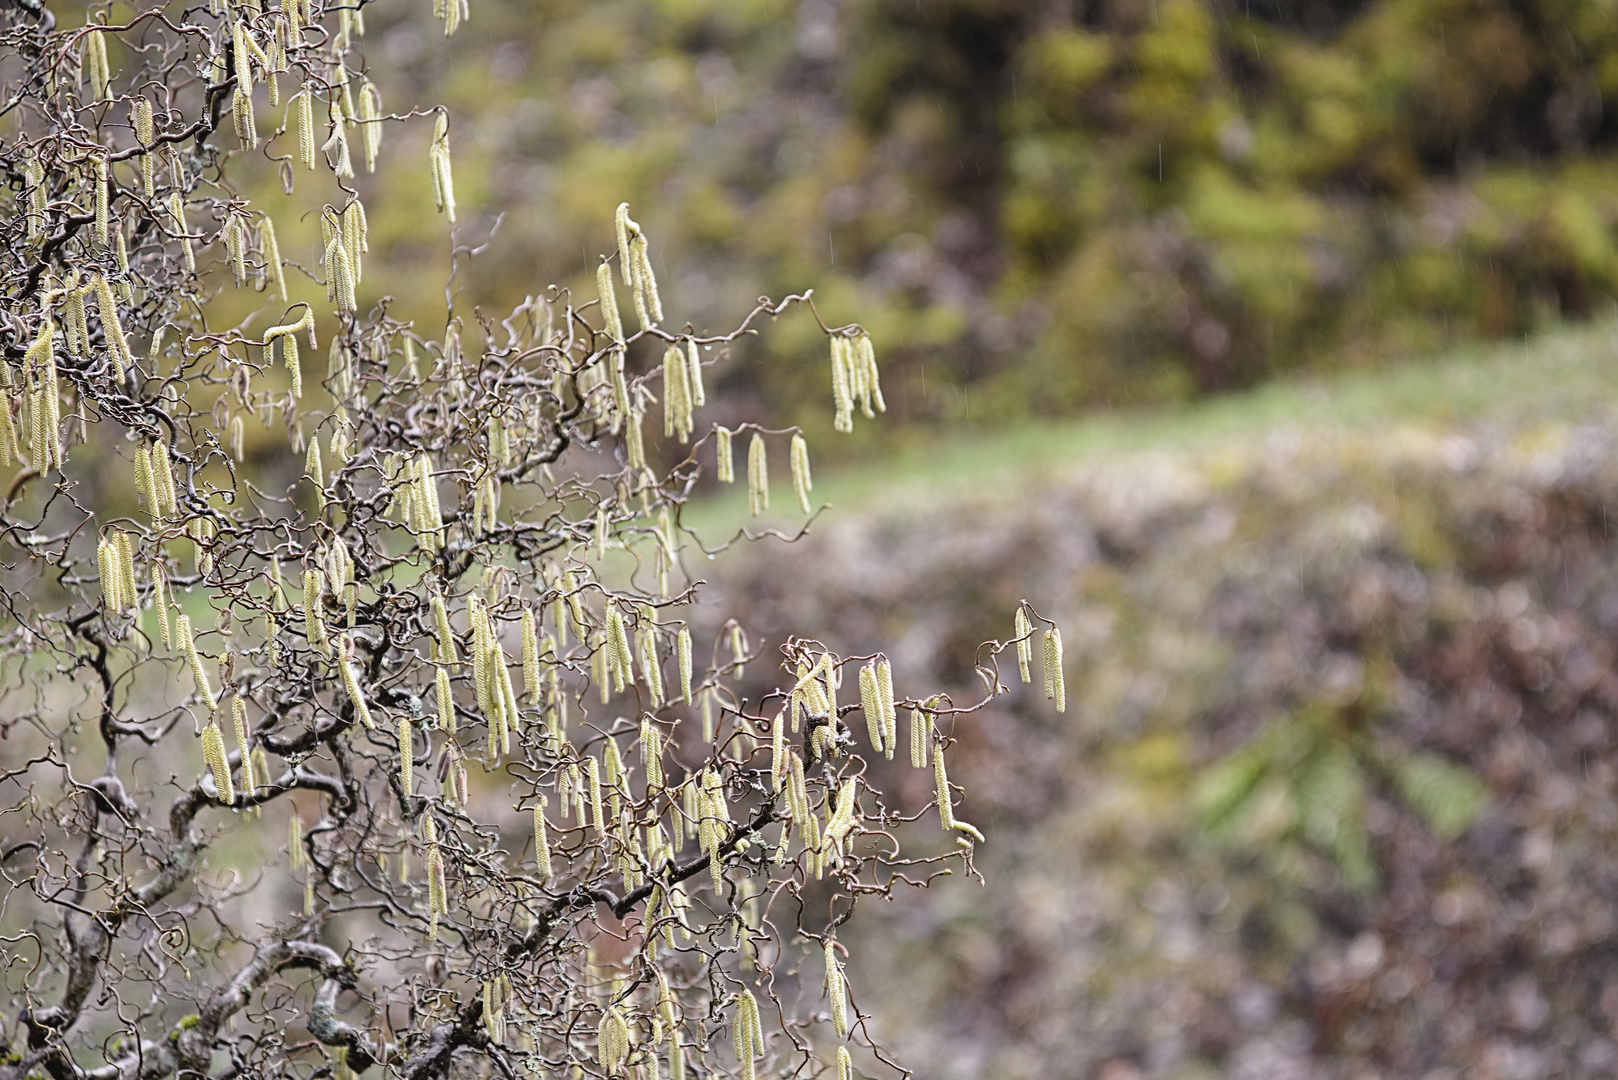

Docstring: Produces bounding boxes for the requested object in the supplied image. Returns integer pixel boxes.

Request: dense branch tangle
[0,3,1059,1080]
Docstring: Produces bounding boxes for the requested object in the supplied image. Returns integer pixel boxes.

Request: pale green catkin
[429,112,456,221]
[1043,626,1065,713]
[295,90,316,170]
[585,755,603,834]
[93,157,108,249]
[664,344,693,441]
[677,626,693,704]
[201,721,233,804]
[825,940,848,1038]
[876,657,896,760]
[176,614,216,711]
[598,1007,630,1075]
[521,608,540,702]
[338,634,375,729]
[733,989,763,1080]
[641,715,664,789]
[303,568,331,656]
[233,695,252,798]
[790,433,812,514]
[596,261,623,345]
[398,715,412,793]
[910,706,932,769]
[640,622,663,706]
[859,663,884,756]
[436,665,455,733]
[1014,605,1032,684]
[686,338,706,406]
[716,426,734,483]
[747,433,768,516]
[934,748,985,844]
[83,28,110,99]
[532,797,552,879]
[91,274,131,381]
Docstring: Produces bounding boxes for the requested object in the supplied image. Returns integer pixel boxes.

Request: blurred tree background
[286,0,1618,449]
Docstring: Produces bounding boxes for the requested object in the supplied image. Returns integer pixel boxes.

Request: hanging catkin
[201,721,233,804]
[532,797,552,880]
[1042,626,1065,713]
[790,433,813,514]
[747,434,768,517]
[1014,605,1032,684]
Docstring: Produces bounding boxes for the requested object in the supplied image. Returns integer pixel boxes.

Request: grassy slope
[697,319,1618,530]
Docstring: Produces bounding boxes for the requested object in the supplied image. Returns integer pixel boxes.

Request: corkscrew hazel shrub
[0,4,1067,1080]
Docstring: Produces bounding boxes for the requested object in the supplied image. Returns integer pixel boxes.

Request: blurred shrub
[261,0,1618,444]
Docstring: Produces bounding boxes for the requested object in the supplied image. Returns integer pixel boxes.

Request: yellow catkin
[303,568,331,656]
[152,440,178,520]
[176,614,217,712]
[261,215,287,302]
[934,748,985,844]
[91,273,131,381]
[84,28,110,99]
[358,80,382,172]
[856,332,886,415]
[430,591,457,664]
[677,626,693,704]
[585,755,603,835]
[341,199,367,284]
[0,394,18,467]
[642,715,664,790]
[640,622,663,706]
[859,664,883,755]
[233,695,252,798]
[93,157,108,249]
[1014,605,1032,684]
[96,536,119,611]
[289,814,306,871]
[295,90,316,170]
[153,564,172,649]
[429,112,455,222]
[790,434,812,514]
[685,338,706,408]
[715,426,734,483]
[436,665,455,733]
[876,658,896,760]
[521,608,540,702]
[770,711,788,793]
[826,940,848,1038]
[202,721,233,804]
[595,261,623,345]
[168,192,195,273]
[837,1047,852,1080]
[533,797,552,880]
[830,336,854,433]
[604,607,631,693]
[598,1007,630,1075]
[626,401,646,471]
[1043,626,1065,713]
[338,634,375,729]
[664,344,692,441]
[910,706,932,769]
[398,715,413,793]
[747,434,768,517]
[733,989,763,1080]
[934,748,953,829]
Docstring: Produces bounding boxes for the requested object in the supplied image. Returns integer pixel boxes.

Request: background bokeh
[261,0,1618,448]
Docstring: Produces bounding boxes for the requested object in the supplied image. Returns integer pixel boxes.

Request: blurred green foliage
[250,0,1618,448]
